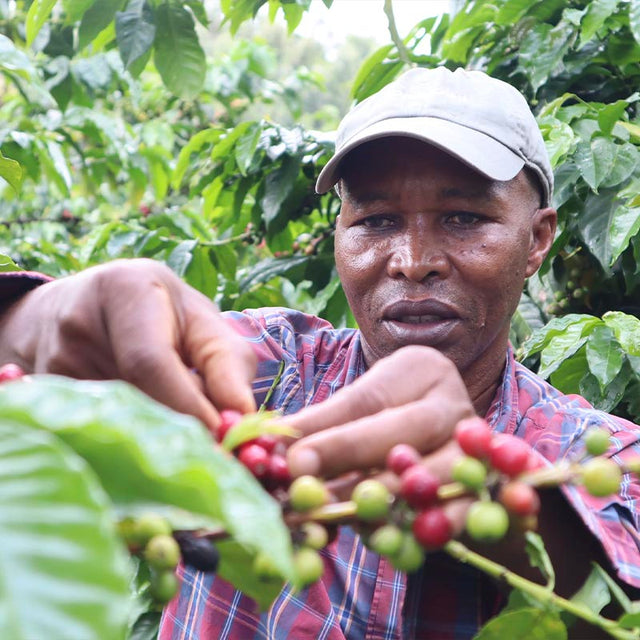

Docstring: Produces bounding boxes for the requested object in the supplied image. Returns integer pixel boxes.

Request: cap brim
[315,116,526,194]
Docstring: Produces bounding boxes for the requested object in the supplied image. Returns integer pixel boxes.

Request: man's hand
[0,259,257,431]
[283,345,476,533]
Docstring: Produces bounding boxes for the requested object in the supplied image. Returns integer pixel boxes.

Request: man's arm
[0,258,257,432]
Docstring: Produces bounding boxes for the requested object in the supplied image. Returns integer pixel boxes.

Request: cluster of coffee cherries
[118,513,220,606]
[275,416,632,577]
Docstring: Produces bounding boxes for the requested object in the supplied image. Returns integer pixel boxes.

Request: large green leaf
[0,422,131,640]
[115,0,156,71]
[79,0,124,50]
[0,376,296,606]
[153,2,206,99]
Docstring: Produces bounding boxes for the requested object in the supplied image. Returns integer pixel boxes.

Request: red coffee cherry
[412,507,453,549]
[498,481,541,516]
[488,434,531,477]
[238,443,270,479]
[386,444,421,476]
[0,363,24,382]
[267,453,291,487]
[454,417,493,459]
[399,465,440,509]
[217,409,243,443]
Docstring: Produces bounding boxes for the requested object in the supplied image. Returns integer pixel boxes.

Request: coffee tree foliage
[1,0,640,638]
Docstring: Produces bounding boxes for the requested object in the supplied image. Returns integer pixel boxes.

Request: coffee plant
[1,0,640,638]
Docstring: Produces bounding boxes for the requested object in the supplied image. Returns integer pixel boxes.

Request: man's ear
[525,207,557,277]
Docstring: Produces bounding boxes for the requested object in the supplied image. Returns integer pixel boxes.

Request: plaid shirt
[160,307,640,640]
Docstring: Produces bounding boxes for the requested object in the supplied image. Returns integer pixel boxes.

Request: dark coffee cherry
[174,532,220,573]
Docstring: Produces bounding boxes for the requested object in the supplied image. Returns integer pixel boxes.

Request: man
[0,67,638,638]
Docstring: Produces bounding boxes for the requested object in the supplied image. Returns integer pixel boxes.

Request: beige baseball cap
[315,66,553,206]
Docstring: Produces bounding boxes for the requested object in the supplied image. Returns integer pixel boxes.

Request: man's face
[334,138,555,385]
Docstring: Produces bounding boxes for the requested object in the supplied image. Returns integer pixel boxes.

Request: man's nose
[386,232,450,282]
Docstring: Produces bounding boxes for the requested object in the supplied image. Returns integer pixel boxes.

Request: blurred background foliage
[1,0,640,422]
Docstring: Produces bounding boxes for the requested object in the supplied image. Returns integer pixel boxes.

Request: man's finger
[283,345,464,438]
[287,395,473,478]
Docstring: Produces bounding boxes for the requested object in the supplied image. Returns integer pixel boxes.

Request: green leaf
[171,127,222,189]
[0,253,22,272]
[79,0,123,50]
[579,0,620,48]
[184,246,218,299]
[210,243,238,282]
[585,325,624,390]
[166,239,196,277]
[0,422,131,640]
[474,608,567,640]
[239,254,311,291]
[0,376,296,605]
[221,411,297,452]
[260,155,301,231]
[0,149,23,194]
[569,564,612,616]
[26,0,57,47]
[115,0,156,71]
[153,1,206,99]
[603,311,640,355]
[524,531,555,590]
[574,137,618,192]
[608,204,640,264]
[63,0,97,22]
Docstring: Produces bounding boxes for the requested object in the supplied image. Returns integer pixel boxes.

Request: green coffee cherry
[465,501,509,543]
[253,552,281,581]
[301,521,329,550]
[294,547,324,587]
[289,475,330,512]
[149,570,179,604]
[369,524,404,557]
[584,428,611,457]
[352,479,392,521]
[144,534,181,571]
[581,457,622,497]
[132,513,172,546]
[451,456,487,491]
[388,532,424,573]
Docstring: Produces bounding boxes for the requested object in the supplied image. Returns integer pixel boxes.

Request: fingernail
[287,447,321,477]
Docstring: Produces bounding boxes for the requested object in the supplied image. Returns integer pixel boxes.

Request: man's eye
[447,212,482,225]
[361,215,395,229]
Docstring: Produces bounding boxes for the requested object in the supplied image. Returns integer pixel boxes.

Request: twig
[383,0,411,64]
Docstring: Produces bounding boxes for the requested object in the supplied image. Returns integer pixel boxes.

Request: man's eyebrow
[439,186,495,201]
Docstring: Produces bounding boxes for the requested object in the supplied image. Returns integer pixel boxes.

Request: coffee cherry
[498,481,540,517]
[217,409,243,443]
[300,521,329,550]
[581,457,622,497]
[386,444,421,476]
[132,514,172,546]
[174,533,220,573]
[352,479,392,521]
[369,524,404,557]
[144,534,181,570]
[253,434,278,453]
[388,532,424,572]
[238,443,270,479]
[289,475,330,512]
[412,507,453,549]
[149,570,179,604]
[268,453,291,487]
[294,547,324,587]
[584,428,611,457]
[400,465,440,509]
[488,434,531,477]
[253,551,281,581]
[451,456,487,491]
[0,363,24,382]
[465,501,509,543]
[455,417,493,459]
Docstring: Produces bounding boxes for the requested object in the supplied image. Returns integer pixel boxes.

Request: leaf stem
[383,0,411,64]
[444,540,639,640]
